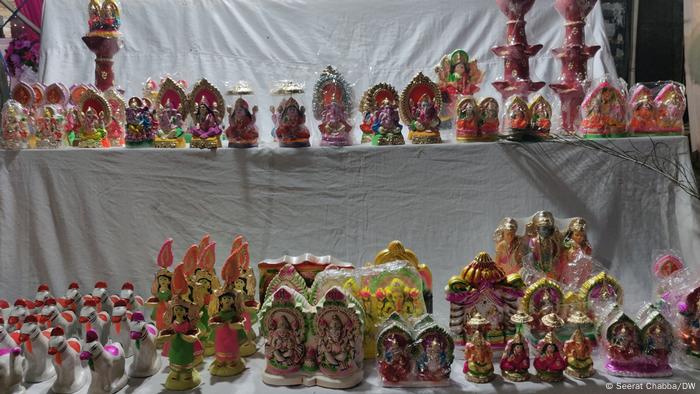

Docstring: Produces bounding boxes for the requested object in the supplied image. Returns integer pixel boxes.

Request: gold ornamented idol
[399,72,443,144]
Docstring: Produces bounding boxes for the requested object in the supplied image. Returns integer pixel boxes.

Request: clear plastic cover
[270,80,310,148]
[1,100,29,150]
[311,66,355,147]
[32,104,65,149]
[628,81,686,136]
[222,80,259,149]
[579,75,628,138]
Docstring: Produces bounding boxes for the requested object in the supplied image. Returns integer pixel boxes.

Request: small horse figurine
[109,300,133,357]
[128,311,161,378]
[17,315,55,383]
[40,298,78,338]
[0,347,25,394]
[80,329,128,394]
[48,327,89,394]
[79,297,110,345]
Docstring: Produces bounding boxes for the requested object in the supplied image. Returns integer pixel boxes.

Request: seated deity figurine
[563,311,595,378]
[400,72,443,144]
[313,66,354,147]
[500,311,533,382]
[125,97,156,147]
[371,98,404,146]
[454,96,481,142]
[156,100,185,146]
[435,49,483,127]
[529,96,552,137]
[1,100,29,150]
[34,106,66,149]
[273,97,311,148]
[463,313,494,383]
[533,314,566,382]
[226,97,259,148]
[628,86,656,134]
[87,0,121,37]
[154,77,188,148]
[188,79,225,149]
[580,81,627,138]
[478,97,500,136]
[79,107,107,148]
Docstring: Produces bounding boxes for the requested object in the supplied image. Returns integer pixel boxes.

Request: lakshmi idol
[226,81,259,148]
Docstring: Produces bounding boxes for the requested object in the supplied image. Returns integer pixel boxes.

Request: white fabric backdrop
[39,0,618,145]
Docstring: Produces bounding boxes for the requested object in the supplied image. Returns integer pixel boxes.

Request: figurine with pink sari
[145,239,174,333]
[271,81,311,148]
[533,313,566,382]
[500,311,533,382]
[654,82,686,134]
[435,49,483,127]
[226,81,259,148]
[628,85,657,134]
[155,77,188,148]
[580,80,627,138]
[2,100,30,150]
[313,66,354,146]
[188,79,225,149]
[559,218,593,287]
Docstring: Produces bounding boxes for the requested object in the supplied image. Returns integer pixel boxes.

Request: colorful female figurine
[435,49,483,126]
[454,96,481,142]
[529,96,552,137]
[580,80,627,138]
[1,100,29,150]
[146,239,174,332]
[188,79,225,149]
[226,81,259,148]
[503,96,532,141]
[628,85,657,134]
[493,217,524,276]
[655,82,686,134]
[679,287,700,369]
[533,313,566,382]
[313,66,354,146]
[154,78,188,148]
[34,105,65,149]
[463,313,495,383]
[156,263,202,391]
[559,217,593,286]
[500,311,533,382]
[478,97,500,136]
[400,72,443,144]
[377,327,411,384]
[124,97,156,147]
[271,81,311,148]
[103,88,126,147]
[207,247,247,377]
[563,310,594,378]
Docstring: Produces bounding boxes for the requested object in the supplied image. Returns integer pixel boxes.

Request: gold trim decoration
[567,310,591,325]
[158,77,189,121]
[511,310,533,325]
[521,277,564,313]
[541,313,564,329]
[579,271,623,308]
[467,312,489,327]
[79,89,112,122]
[188,78,225,119]
[399,72,442,125]
[528,95,551,116]
[460,252,505,286]
[360,82,399,113]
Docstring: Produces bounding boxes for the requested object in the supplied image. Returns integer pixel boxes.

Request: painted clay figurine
[525,211,562,278]
[377,317,412,385]
[533,313,566,382]
[58,283,83,313]
[128,311,161,378]
[1,100,29,150]
[529,96,552,137]
[503,96,533,141]
[435,49,483,127]
[454,96,482,142]
[154,77,187,148]
[0,347,24,394]
[654,82,686,134]
[18,315,55,383]
[157,262,202,391]
[500,311,533,382]
[103,88,126,147]
[146,238,174,332]
[226,81,259,148]
[493,217,525,276]
[559,217,593,288]
[77,89,110,148]
[34,105,65,149]
[119,282,144,311]
[463,313,494,383]
[34,285,53,314]
[230,235,259,345]
[48,327,89,394]
[7,300,33,334]
[360,83,404,145]
[563,310,594,378]
[271,81,310,148]
[109,300,133,357]
[80,329,127,394]
[190,242,220,357]
[125,96,157,147]
[313,66,354,146]
[39,298,77,338]
[628,85,656,134]
[93,281,117,315]
[478,97,499,136]
[400,72,442,144]
[679,286,700,369]
[188,79,225,149]
[79,297,110,345]
[580,80,627,138]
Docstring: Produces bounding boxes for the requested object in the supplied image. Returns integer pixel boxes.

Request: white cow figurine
[80,329,127,394]
[17,315,55,383]
[0,347,25,394]
[79,298,110,346]
[58,283,83,314]
[0,316,19,349]
[40,299,78,338]
[127,311,161,378]
[6,300,33,333]
[119,282,144,311]
[48,327,89,394]
[34,284,54,314]
[109,300,133,358]
[91,282,115,316]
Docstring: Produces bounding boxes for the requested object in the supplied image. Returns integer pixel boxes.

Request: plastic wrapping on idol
[270,80,310,148]
[188,79,225,149]
[103,88,126,147]
[1,100,29,149]
[312,66,355,147]
[579,76,628,138]
[628,81,686,136]
[125,95,156,147]
[375,313,454,387]
[87,0,122,38]
[399,72,443,144]
[434,49,483,130]
[359,82,405,146]
[224,81,259,148]
[154,77,188,148]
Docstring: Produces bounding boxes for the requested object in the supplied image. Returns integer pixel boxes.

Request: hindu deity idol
[1,100,29,150]
[271,81,310,148]
[100,0,121,33]
[414,333,453,383]
[529,95,552,137]
[187,242,221,358]
[478,97,500,136]
[533,313,566,382]
[559,217,593,287]
[266,309,305,373]
[435,49,483,126]
[454,96,480,142]
[88,0,101,32]
[124,97,156,147]
[375,278,422,320]
[146,239,174,333]
[156,263,202,391]
[34,106,65,149]
[563,310,594,378]
[580,80,627,138]
[80,107,107,148]
[679,287,700,369]
[500,311,533,382]
[628,85,657,134]
[153,77,187,148]
[313,66,354,146]
[377,329,411,384]
[503,96,532,141]
[226,97,259,148]
[372,98,404,145]
[188,79,225,149]
[525,211,562,278]
[463,313,494,383]
[400,72,443,144]
[104,89,126,147]
[493,217,525,276]
[655,82,686,134]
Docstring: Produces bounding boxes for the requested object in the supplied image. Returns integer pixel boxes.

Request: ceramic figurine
[190,242,220,357]
[18,315,55,383]
[525,211,562,278]
[102,88,125,147]
[230,235,259,343]
[33,285,54,314]
[225,81,259,148]
[208,248,248,377]
[48,327,89,394]
[0,346,24,394]
[654,82,686,134]
[1,100,29,150]
[79,297,110,345]
[109,300,133,358]
[7,300,33,334]
[478,97,500,136]
[445,252,524,350]
[359,83,404,145]
[64,106,82,147]
[563,310,594,378]
[413,316,454,385]
[127,311,161,378]
[188,79,225,149]
[85,0,121,37]
[80,329,127,394]
[270,81,311,147]
[156,262,202,391]
[500,311,533,382]
[493,217,525,276]
[358,90,375,144]
[529,96,552,137]
[580,80,627,138]
[124,96,157,147]
[522,278,564,339]
[463,313,495,383]
[34,105,65,149]
[454,96,482,142]
[376,314,412,385]
[435,49,483,127]
[679,285,700,369]
[559,218,593,288]
[77,89,110,147]
[628,85,656,134]
[58,283,83,314]
[503,96,534,141]
[154,77,187,148]
[312,66,354,146]
[46,83,70,108]
[579,272,624,321]
[533,313,566,382]
[92,281,116,315]
[118,282,143,311]
[39,299,77,338]
[400,72,442,144]
[146,238,174,332]
[0,316,18,349]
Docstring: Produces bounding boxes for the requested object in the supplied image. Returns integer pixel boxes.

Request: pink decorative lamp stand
[82,1,123,92]
[549,0,601,133]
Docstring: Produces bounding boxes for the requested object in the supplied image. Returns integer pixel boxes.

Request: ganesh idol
[371,98,404,145]
[400,72,443,144]
[312,66,354,146]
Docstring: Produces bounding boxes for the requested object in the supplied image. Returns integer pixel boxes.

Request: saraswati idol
[400,72,443,144]
[188,79,225,149]
[313,66,354,147]
[154,78,188,148]
[225,81,259,148]
[360,83,404,146]
[270,81,311,148]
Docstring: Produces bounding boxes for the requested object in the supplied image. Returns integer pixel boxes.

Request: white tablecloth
[39,0,618,145]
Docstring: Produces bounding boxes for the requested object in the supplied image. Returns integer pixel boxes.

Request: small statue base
[372,133,405,146]
[262,369,363,389]
[566,365,595,379]
[78,138,104,148]
[165,368,201,391]
[537,370,564,383]
[239,341,256,357]
[502,370,530,382]
[125,140,154,148]
[605,360,672,378]
[154,137,185,149]
[456,134,497,143]
[465,371,495,383]
[410,131,441,144]
[583,132,628,139]
[279,140,310,148]
[209,358,245,377]
[228,141,257,149]
[190,137,221,149]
